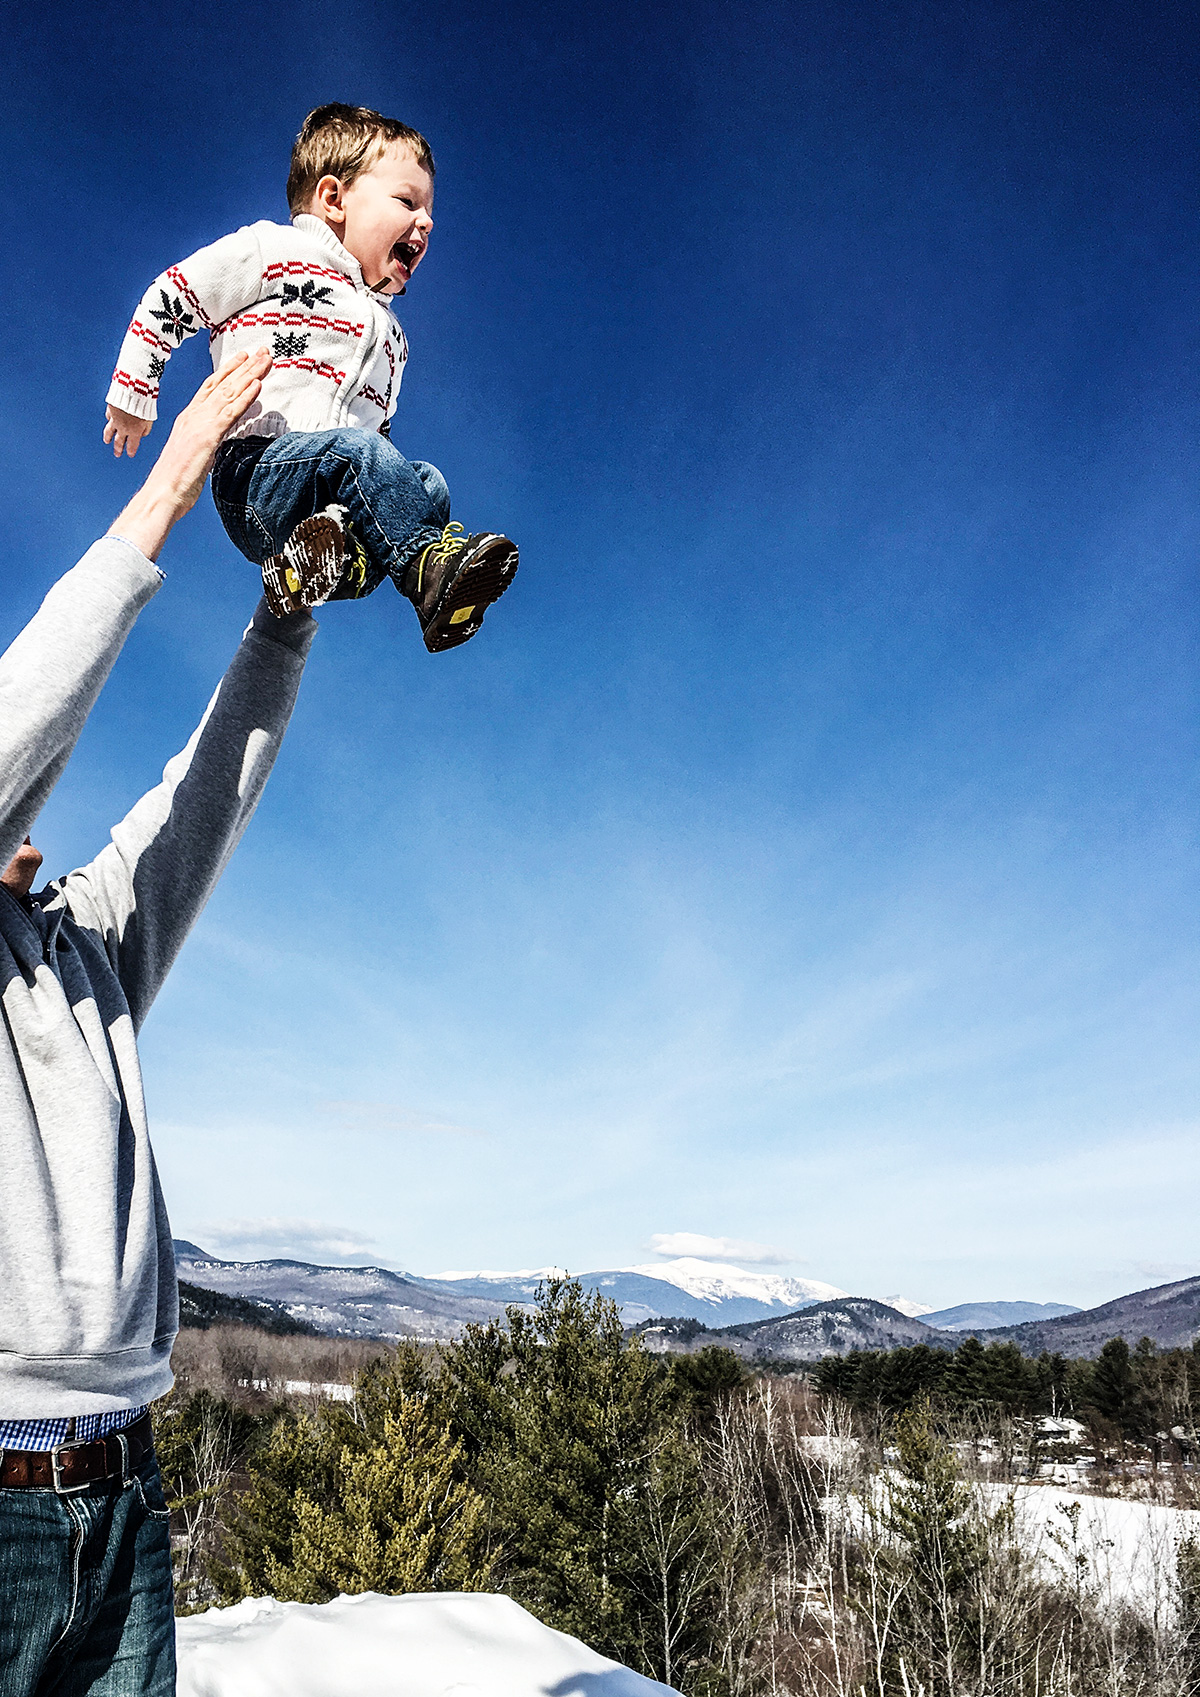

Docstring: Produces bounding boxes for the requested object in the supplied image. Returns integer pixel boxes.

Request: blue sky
[5,0,1196,1309]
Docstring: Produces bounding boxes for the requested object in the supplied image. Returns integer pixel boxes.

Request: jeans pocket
[134,1468,172,1522]
[213,496,273,566]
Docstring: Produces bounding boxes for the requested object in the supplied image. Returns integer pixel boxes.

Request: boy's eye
[397,197,414,208]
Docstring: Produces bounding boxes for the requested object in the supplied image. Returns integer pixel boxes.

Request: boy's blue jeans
[211,429,451,596]
[0,1455,175,1697]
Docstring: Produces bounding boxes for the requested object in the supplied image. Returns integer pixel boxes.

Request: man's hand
[106,349,272,562]
[103,405,153,458]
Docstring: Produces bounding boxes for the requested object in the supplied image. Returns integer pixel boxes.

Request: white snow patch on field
[176,1589,679,1697]
[1010,1486,1200,1610]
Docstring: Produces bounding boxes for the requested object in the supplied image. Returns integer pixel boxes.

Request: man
[0,347,312,1696]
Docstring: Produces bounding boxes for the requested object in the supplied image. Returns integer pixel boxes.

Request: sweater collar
[291,214,367,288]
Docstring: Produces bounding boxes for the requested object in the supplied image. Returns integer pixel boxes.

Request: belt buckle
[51,1439,91,1496]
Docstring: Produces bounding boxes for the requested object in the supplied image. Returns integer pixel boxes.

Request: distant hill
[964,1276,1200,1356]
[641,1298,948,1362]
[177,1279,318,1335]
[924,1301,1080,1332]
[174,1244,1199,1360]
[173,1245,511,1339]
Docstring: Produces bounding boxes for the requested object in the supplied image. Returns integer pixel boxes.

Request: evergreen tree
[977,1341,1034,1413]
[210,1343,484,1604]
[1090,1336,1136,1431]
[876,1343,948,1411]
[440,1278,667,1653]
[439,1277,732,1683]
[1032,1350,1070,1414]
[262,1396,493,1603]
[667,1345,748,1421]
[948,1334,989,1404]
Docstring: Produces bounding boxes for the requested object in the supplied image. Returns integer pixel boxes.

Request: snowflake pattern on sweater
[108,215,409,439]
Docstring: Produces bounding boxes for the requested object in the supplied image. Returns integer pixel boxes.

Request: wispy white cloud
[200,1217,381,1264]
[648,1232,794,1265]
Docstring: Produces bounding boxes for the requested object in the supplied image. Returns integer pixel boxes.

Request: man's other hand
[106,349,272,562]
[103,406,153,458]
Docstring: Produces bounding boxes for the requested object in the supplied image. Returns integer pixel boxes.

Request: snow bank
[176,1590,679,1697]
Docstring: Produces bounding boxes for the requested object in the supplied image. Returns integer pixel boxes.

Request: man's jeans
[212,429,451,597]
[0,1455,175,1697]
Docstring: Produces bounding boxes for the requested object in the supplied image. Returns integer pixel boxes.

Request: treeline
[815,1333,1200,1438]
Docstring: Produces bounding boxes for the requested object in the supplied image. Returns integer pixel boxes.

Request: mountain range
[174,1244,1200,1361]
[173,1242,1083,1346]
[420,1257,848,1325]
[641,1276,1200,1362]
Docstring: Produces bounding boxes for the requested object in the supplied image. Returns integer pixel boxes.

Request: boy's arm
[59,601,315,1030]
[0,352,270,875]
[106,225,267,457]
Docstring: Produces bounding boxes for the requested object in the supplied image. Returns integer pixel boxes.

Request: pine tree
[439,1276,731,1682]
[948,1334,988,1404]
[210,1343,494,1604]
[1090,1336,1135,1430]
[441,1278,668,1654]
[264,1396,493,1603]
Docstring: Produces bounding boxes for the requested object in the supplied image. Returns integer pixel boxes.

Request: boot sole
[423,538,519,653]
[262,514,346,617]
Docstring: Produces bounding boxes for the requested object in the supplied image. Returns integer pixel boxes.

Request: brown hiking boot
[402,523,519,653]
[261,509,348,617]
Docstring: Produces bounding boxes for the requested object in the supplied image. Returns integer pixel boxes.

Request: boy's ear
[312,174,346,225]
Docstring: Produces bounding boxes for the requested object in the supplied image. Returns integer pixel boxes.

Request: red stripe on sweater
[127,320,174,354]
[269,358,346,385]
[166,266,214,328]
[111,369,160,399]
[213,310,363,338]
[261,261,350,286]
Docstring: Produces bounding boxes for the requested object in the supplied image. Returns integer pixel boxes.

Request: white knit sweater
[107,215,408,439]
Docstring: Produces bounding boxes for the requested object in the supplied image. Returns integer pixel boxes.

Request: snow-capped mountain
[880,1293,936,1318]
[415,1257,849,1327]
[624,1258,847,1309]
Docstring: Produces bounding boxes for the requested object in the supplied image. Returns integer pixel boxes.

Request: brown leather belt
[0,1413,155,1494]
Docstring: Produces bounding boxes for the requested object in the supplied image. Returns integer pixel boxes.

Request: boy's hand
[106,348,272,561]
[104,405,153,458]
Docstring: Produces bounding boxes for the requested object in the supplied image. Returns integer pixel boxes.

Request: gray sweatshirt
[0,536,314,1417]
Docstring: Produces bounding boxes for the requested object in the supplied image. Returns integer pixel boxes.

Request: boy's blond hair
[287,103,435,215]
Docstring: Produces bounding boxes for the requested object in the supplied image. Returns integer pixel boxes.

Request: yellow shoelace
[416,521,466,593]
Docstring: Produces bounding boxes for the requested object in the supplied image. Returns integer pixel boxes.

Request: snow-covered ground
[835,1473,1199,1613]
[1010,1485,1200,1610]
[176,1591,678,1697]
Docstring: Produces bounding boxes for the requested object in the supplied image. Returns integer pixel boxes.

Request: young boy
[104,104,517,652]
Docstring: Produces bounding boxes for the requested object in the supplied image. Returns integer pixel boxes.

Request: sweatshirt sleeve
[59,601,316,1031]
[107,225,266,422]
[0,537,162,875]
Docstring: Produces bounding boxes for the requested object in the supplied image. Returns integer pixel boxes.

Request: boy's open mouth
[392,241,421,276]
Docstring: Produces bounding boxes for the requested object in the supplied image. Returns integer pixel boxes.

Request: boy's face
[328,141,435,295]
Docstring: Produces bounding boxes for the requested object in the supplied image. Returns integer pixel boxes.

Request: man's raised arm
[61,598,315,1030]
[0,350,271,874]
